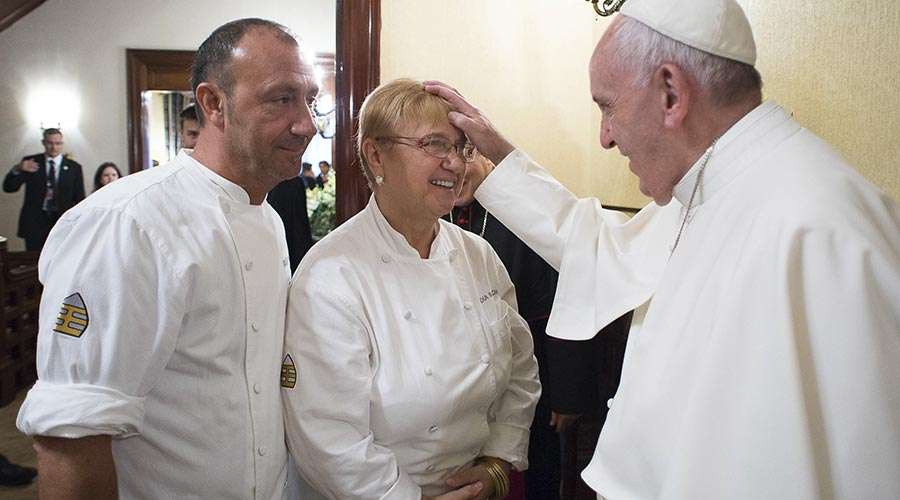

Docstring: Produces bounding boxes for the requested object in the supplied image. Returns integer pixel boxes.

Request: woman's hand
[445,458,512,500]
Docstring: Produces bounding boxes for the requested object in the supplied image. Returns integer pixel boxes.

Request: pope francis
[426,0,900,498]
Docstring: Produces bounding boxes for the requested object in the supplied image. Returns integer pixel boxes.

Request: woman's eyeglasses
[378,135,477,163]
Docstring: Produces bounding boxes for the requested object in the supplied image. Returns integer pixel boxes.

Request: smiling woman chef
[282,79,540,500]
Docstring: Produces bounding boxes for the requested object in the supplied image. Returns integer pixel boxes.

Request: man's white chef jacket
[476,101,900,499]
[17,150,292,499]
[283,197,541,499]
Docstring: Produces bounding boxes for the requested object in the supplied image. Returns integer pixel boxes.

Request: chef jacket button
[424,367,433,376]
[253,383,262,394]
[428,425,438,433]
[463,302,473,310]
[403,310,413,320]
[222,204,231,214]
[257,446,267,456]
[426,464,435,472]
[245,260,254,271]
[251,322,259,332]
[480,354,491,365]
[381,254,392,263]
[607,398,614,409]
[283,257,289,267]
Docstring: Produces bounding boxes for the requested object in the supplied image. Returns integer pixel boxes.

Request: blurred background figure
[92,162,122,192]
[268,169,314,273]
[300,162,322,189]
[3,128,84,251]
[179,104,200,150]
[316,160,331,186]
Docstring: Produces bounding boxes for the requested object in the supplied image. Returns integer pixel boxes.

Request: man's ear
[195,82,226,129]
[655,63,691,129]
[362,138,385,179]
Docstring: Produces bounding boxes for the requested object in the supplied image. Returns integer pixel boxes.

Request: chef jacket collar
[368,195,452,261]
[183,150,254,205]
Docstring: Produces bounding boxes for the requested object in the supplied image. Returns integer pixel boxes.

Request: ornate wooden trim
[126,49,195,174]
[0,0,45,34]
[334,0,381,224]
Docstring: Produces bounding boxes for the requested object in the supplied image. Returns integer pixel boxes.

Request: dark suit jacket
[302,175,323,190]
[3,153,85,238]
[267,177,314,274]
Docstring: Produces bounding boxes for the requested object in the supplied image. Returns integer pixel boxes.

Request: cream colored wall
[747,0,900,200]
[381,0,900,208]
[0,0,335,250]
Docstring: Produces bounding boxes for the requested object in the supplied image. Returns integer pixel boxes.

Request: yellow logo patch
[53,293,89,338]
[281,354,297,389]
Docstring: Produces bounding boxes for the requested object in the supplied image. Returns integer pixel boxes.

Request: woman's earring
[375,175,384,185]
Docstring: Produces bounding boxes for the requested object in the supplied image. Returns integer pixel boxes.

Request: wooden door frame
[334,0,380,224]
[126,49,195,174]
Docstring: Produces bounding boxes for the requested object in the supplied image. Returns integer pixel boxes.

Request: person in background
[300,161,322,189]
[426,0,900,497]
[179,104,200,150]
[92,162,122,192]
[283,79,540,500]
[268,172,315,273]
[316,159,331,186]
[16,18,319,499]
[3,128,85,251]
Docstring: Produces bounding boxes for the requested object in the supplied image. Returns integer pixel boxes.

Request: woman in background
[92,162,121,192]
[283,79,540,500]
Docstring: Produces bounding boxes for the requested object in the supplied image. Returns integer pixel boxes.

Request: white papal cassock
[476,101,900,499]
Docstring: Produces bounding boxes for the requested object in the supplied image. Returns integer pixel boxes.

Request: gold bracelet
[476,457,510,499]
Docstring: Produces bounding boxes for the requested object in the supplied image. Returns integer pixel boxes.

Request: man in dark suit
[316,160,331,186]
[3,128,85,250]
[267,175,314,274]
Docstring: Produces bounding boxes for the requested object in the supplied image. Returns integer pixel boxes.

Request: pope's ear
[655,63,691,129]
[195,82,227,129]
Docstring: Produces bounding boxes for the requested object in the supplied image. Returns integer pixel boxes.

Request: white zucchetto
[620,0,757,66]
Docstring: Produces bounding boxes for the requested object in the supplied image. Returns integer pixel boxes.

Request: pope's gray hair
[611,15,762,107]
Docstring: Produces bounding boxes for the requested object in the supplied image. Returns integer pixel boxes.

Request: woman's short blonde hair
[356,78,453,186]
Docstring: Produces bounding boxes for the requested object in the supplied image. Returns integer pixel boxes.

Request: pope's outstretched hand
[424,81,515,166]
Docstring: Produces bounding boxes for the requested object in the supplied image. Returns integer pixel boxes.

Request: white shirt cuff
[17,380,145,438]
[379,470,421,500]
[481,422,530,471]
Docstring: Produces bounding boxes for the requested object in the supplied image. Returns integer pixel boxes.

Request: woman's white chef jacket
[283,196,541,499]
[17,151,292,499]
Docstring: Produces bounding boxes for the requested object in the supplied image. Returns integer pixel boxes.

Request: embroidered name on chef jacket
[281,354,297,389]
[53,293,89,338]
[479,289,499,304]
